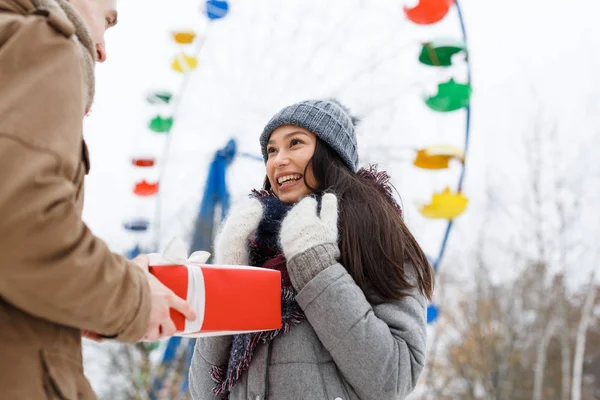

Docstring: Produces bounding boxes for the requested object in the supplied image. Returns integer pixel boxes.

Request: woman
[189,99,434,400]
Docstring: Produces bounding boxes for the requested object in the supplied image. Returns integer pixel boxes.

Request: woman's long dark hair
[264,138,434,302]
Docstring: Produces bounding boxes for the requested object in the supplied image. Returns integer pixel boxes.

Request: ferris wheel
[127,0,471,300]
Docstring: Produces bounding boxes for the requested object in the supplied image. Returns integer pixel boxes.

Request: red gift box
[149,261,282,337]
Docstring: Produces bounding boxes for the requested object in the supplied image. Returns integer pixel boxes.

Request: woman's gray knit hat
[260,99,359,173]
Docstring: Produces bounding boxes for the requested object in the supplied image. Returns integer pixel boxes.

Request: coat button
[335,398,344,400]
[255,396,261,400]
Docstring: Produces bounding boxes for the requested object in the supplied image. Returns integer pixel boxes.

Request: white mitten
[280,193,341,291]
[213,197,264,265]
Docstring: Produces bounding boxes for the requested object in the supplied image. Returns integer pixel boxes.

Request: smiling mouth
[277,174,303,190]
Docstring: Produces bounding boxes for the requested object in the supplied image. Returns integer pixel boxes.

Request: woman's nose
[273,151,290,167]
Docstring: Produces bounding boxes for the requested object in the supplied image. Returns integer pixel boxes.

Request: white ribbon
[148,238,211,335]
[182,264,205,333]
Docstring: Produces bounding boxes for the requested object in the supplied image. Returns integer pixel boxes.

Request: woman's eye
[267,147,276,154]
[290,138,303,147]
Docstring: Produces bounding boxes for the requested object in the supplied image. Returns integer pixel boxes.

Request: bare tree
[418,89,600,399]
[98,343,156,400]
[571,271,597,400]
[533,317,558,400]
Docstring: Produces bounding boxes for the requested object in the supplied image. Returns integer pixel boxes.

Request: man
[0,0,196,398]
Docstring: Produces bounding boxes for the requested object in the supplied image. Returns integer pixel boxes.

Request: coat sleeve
[0,14,151,343]
[295,251,428,400]
[189,336,233,399]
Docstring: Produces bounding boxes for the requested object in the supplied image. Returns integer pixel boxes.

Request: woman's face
[266,125,318,204]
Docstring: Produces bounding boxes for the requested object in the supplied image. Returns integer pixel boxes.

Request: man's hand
[82,330,104,343]
[131,255,197,342]
[131,254,151,273]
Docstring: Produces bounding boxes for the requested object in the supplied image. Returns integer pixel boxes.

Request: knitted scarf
[209,164,401,397]
[210,193,306,397]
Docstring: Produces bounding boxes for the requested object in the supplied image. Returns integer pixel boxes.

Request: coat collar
[39,0,96,112]
[1,0,97,112]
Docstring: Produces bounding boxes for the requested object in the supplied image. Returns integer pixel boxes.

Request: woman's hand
[280,193,340,291]
[214,197,264,265]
